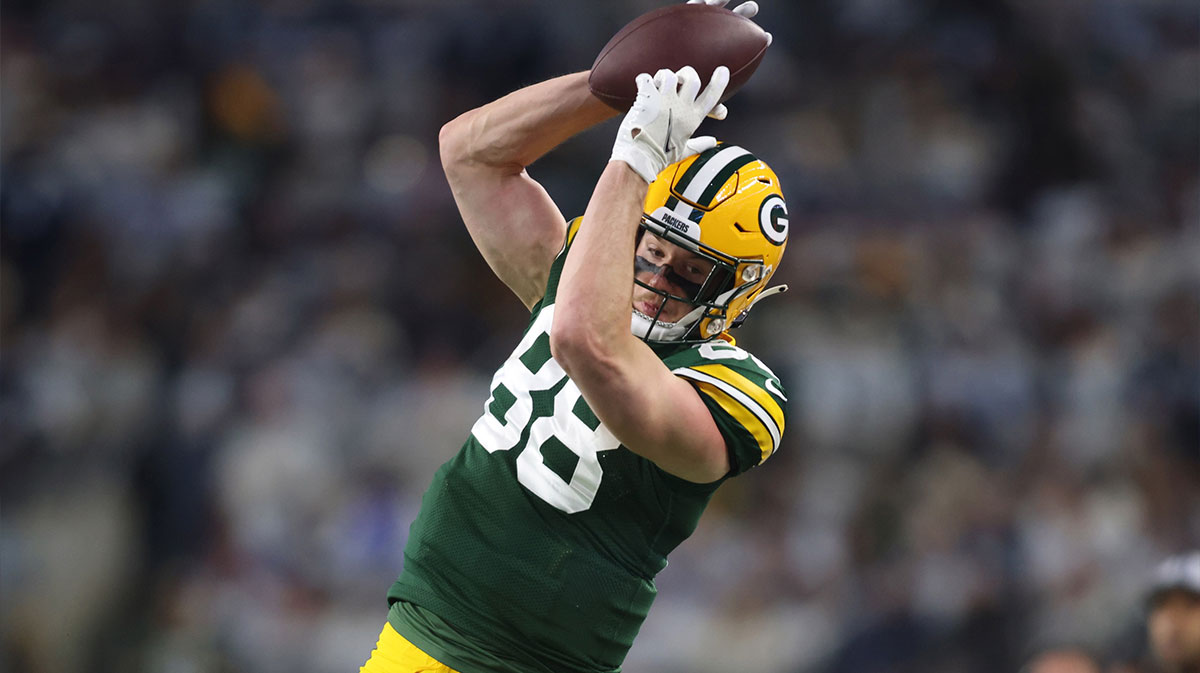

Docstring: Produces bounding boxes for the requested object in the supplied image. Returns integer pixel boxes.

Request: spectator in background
[1147,552,1200,673]
[1021,647,1101,673]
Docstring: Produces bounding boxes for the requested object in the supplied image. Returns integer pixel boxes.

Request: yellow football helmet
[632,144,789,343]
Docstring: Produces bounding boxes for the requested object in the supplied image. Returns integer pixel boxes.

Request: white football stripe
[672,197,698,224]
[678,146,752,204]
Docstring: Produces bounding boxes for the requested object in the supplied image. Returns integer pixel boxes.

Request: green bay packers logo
[758,195,788,246]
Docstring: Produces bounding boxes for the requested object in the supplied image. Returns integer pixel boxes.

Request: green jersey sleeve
[663,339,789,476]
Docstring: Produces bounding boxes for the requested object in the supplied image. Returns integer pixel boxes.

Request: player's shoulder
[664,338,785,393]
[664,337,788,416]
[565,216,584,247]
[539,217,586,313]
[666,336,788,473]
[549,216,585,272]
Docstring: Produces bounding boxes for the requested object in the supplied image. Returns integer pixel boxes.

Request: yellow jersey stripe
[566,217,583,246]
[674,368,780,463]
[687,379,776,464]
[689,363,785,436]
[675,368,782,446]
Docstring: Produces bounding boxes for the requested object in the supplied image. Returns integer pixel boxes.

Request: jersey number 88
[470,306,622,514]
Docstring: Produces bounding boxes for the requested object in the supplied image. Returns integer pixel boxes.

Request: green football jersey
[387,218,788,673]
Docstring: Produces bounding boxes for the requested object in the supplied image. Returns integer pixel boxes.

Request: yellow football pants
[360,622,462,673]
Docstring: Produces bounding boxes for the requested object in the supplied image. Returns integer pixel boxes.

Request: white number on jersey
[470,306,622,514]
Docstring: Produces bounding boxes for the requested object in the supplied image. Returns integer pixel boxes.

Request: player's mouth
[636,300,663,317]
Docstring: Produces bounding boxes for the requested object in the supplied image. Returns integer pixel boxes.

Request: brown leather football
[589,3,770,111]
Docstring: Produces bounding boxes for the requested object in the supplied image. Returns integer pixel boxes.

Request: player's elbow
[625,425,731,484]
[549,320,592,375]
[439,114,523,177]
[640,423,732,484]
[438,117,471,172]
[672,451,731,484]
[550,318,615,380]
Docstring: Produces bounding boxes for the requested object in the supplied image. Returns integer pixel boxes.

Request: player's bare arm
[439,72,618,310]
[553,66,732,484]
[555,162,731,483]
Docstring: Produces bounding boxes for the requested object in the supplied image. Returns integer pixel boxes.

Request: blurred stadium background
[1,0,1197,672]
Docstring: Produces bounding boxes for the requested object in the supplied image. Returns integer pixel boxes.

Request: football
[588,3,770,111]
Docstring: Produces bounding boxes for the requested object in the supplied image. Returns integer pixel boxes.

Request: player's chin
[654,304,692,324]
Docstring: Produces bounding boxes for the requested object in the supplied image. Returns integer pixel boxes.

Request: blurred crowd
[1,0,1197,672]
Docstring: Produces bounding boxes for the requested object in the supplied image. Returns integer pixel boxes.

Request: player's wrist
[610,139,665,184]
[607,157,654,185]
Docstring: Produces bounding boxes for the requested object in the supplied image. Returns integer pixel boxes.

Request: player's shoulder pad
[664,340,788,468]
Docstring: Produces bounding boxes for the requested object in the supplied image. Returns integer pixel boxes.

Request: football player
[360,2,790,672]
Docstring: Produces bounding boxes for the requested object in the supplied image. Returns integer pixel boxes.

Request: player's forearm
[554,164,729,482]
[553,161,646,359]
[439,72,618,173]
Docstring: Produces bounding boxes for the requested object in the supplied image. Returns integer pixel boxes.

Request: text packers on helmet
[632,144,788,343]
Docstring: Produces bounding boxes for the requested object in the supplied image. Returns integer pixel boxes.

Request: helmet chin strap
[630,304,705,341]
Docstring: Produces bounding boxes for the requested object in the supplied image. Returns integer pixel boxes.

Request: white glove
[610,65,729,183]
[687,0,768,25]
[686,0,772,122]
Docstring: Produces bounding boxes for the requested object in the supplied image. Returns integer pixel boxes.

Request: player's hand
[610,65,728,183]
[685,0,770,120]
[687,0,765,24]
